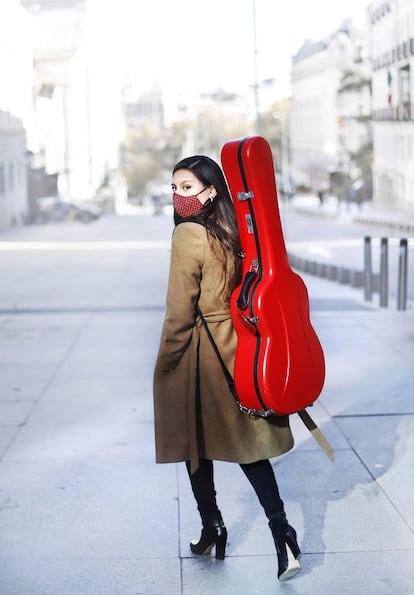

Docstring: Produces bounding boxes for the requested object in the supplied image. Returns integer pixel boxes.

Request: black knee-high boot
[240,460,301,581]
[185,459,227,560]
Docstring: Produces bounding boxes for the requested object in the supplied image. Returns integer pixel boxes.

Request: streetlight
[252,0,260,134]
[273,112,286,197]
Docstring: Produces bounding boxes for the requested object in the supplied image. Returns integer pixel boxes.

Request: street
[0,214,173,312]
[0,211,413,594]
[1,201,411,311]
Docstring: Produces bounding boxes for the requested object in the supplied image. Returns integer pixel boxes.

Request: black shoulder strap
[196,306,240,404]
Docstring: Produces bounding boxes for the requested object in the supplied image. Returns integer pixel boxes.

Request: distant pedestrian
[318,189,325,206]
[153,155,301,582]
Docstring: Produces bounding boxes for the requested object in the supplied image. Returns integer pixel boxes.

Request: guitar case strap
[197,306,334,462]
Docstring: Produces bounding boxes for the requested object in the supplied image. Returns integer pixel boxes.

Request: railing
[372,103,413,122]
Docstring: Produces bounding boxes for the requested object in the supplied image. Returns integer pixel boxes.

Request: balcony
[372,102,412,122]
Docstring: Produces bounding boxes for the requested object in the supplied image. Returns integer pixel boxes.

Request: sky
[103,0,370,98]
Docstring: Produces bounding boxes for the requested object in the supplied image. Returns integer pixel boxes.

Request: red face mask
[173,188,208,218]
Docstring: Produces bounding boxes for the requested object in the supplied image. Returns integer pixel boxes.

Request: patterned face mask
[172,188,208,218]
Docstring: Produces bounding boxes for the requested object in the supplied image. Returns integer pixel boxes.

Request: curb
[287,252,366,289]
[352,215,414,235]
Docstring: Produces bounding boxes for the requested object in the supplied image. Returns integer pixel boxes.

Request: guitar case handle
[236,270,257,309]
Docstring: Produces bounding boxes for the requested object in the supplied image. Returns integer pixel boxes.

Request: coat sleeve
[155,223,205,373]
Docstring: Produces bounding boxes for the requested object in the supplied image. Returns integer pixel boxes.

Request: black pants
[185,458,285,523]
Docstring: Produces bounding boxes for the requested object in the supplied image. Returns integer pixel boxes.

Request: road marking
[0,241,171,251]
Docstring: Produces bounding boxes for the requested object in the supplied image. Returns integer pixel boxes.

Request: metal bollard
[351,270,363,288]
[316,262,327,277]
[327,264,338,280]
[337,266,351,284]
[379,237,389,307]
[397,238,408,311]
[364,236,373,301]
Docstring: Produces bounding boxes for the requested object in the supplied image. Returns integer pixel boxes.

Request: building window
[8,163,15,191]
[16,162,23,186]
[399,65,411,120]
[0,164,5,193]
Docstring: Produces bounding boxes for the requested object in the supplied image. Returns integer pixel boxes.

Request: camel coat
[153,222,294,472]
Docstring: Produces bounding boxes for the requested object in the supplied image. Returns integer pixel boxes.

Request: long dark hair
[172,155,242,299]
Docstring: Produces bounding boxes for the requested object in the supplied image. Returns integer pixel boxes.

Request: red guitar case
[221,136,325,416]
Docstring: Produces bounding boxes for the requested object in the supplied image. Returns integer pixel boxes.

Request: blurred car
[36,200,102,223]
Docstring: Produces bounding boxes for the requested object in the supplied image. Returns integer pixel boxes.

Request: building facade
[0,112,29,229]
[369,0,414,209]
[289,20,370,194]
[21,0,124,204]
[0,0,32,230]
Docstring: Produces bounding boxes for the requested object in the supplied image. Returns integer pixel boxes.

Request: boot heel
[269,516,301,582]
[190,511,227,560]
[286,530,301,560]
[279,544,301,582]
[214,531,227,560]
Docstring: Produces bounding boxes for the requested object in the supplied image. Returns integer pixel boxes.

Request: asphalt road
[0,205,412,308]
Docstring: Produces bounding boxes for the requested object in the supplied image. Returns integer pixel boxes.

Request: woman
[153,155,301,582]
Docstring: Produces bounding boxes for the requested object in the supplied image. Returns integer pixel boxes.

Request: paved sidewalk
[0,215,413,594]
